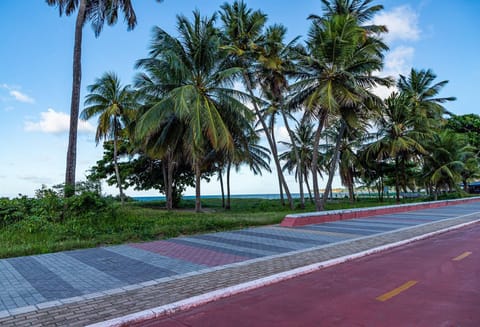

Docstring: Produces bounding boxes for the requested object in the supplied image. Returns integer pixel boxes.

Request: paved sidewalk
[1,202,480,326]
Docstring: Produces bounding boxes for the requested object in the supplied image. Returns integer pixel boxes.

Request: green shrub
[0,196,36,227]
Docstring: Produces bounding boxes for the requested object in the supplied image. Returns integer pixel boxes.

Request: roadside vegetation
[0,182,471,259]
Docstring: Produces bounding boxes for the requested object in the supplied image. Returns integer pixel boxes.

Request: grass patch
[0,194,464,259]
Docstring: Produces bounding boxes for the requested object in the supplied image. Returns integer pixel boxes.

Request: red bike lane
[138,223,480,327]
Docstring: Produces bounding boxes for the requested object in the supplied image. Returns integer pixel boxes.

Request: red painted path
[137,222,480,327]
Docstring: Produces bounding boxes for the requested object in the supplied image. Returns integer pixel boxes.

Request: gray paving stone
[301,224,378,235]
[5,257,79,301]
[65,248,174,284]
[106,245,207,274]
[235,228,340,245]
[193,234,293,253]
[169,237,265,258]
[214,231,318,250]
[32,253,126,295]
[0,261,46,310]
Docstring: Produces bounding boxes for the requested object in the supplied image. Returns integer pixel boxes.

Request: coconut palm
[365,92,427,202]
[279,121,324,203]
[337,123,367,203]
[219,0,295,209]
[256,23,307,207]
[136,11,252,213]
[290,10,390,210]
[81,72,136,204]
[398,68,456,131]
[317,0,387,33]
[422,131,475,200]
[46,0,161,196]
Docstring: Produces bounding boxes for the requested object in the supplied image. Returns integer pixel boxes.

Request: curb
[280,197,480,227]
[87,218,480,327]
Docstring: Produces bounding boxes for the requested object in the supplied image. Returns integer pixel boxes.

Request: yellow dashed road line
[452,251,472,261]
[376,280,418,302]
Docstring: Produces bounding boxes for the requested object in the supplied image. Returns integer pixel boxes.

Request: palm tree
[133,45,190,210]
[318,0,387,33]
[218,99,270,209]
[337,123,367,203]
[136,11,252,213]
[279,121,323,203]
[398,68,456,131]
[46,0,161,196]
[219,1,295,209]
[256,24,308,208]
[225,135,271,209]
[365,92,427,202]
[290,10,390,210]
[422,131,475,200]
[81,72,135,204]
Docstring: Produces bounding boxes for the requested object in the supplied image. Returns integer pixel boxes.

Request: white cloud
[24,108,95,134]
[373,6,421,43]
[9,90,35,103]
[0,83,35,104]
[373,46,415,99]
[384,46,415,78]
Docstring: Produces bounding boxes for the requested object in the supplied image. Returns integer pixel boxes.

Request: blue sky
[1,0,479,198]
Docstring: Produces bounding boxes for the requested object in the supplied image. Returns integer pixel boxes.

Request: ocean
[133,193,302,202]
[132,193,352,202]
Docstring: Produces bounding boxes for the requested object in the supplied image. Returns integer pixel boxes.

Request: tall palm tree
[256,24,307,208]
[291,10,390,210]
[365,92,427,202]
[46,0,160,196]
[136,11,252,213]
[81,72,135,204]
[219,0,295,209]
[218,98,270,209]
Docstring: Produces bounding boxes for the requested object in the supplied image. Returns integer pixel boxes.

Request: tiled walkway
[1,201,480,326]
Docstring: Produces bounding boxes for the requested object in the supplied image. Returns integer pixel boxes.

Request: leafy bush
[0,181,113,227]
[0,196,36,227]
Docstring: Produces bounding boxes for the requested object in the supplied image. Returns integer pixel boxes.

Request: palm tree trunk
[162,160,168,205]
[242,72,293,209]
[280,110,304,209]
[304,171,313,203]
[219,167,225,208]
[320,121,347,209]
[395,157,400,203]
[65,0,87,197]
[270,117,284,206]
[112,127,124,204]
[166,151,174,210]
[194,160,202,213]
[278,173,285,205]
[226,161,232,210]
[312,112,326,210]
[348,180,355,204]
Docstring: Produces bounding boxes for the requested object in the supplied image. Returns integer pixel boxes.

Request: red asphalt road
[137,223,480,327]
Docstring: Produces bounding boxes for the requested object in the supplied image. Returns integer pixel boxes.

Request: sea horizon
[133,193,302,201]
[132,192,359,202]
